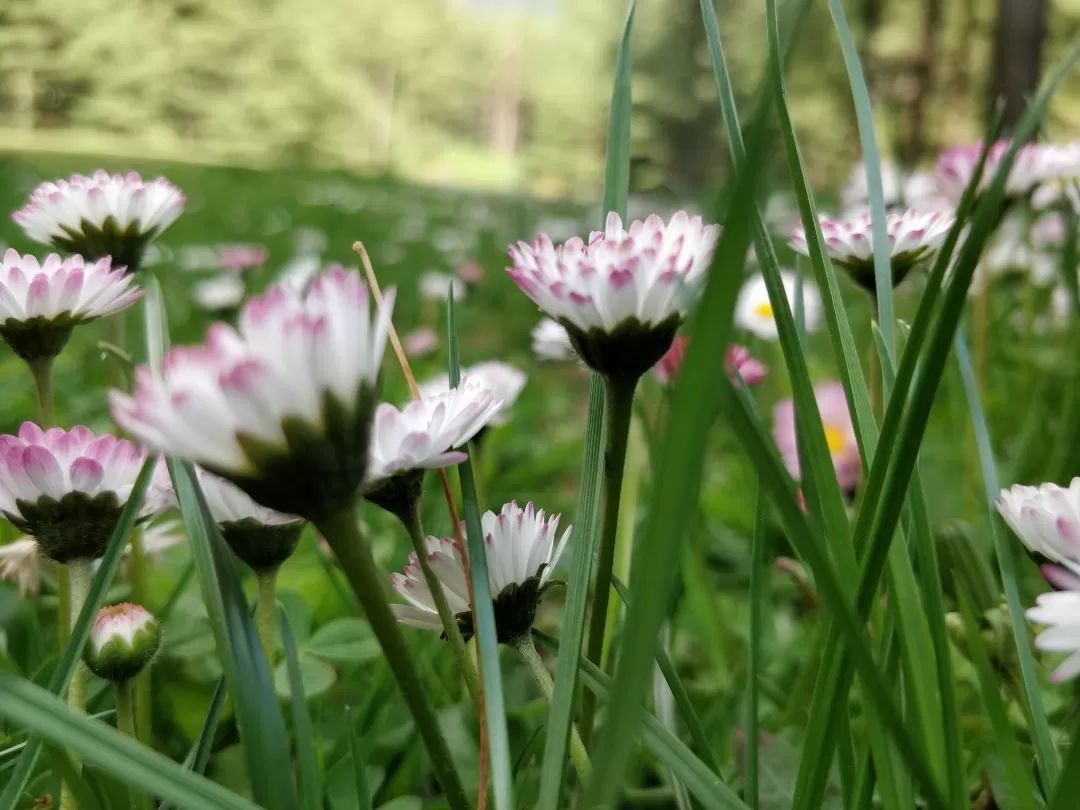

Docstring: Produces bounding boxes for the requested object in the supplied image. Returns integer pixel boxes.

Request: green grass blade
[747,481,767,810]
[46,744,105,810]
[168,458,299,810]
[346,707,374,810]
[537,373,606,807]
[0,454,157,808]
[956,593,1038,810]
[602,0,636,220]
[720,376,948,810]
[954,334,1058,789]
[159,678,228,810]
[611,576,719,774]
[447,293,513,810]
[537,3,633,795]
[282,610,323,810]
[581,74,775,807]
[1049,719,1080,810]
[158,560,196,624]
[535,631,747,810]
[0,676,265,810]
[873,326,965,810]
[826,0,895,353]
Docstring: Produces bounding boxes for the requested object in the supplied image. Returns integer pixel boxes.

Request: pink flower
[0,423,163,562]
[935,141,1066,202]
[12,170,185,262]
[772,382,861,494]
[218,244,268,273]
[652,336,687,385]
[456,259,486,285]
[508,211,719,334]
[726,345,768,386]
[651,339,767,387]
[403,326,438,357]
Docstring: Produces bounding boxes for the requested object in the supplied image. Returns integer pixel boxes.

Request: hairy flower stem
[60,558,93,810]
[255,568,280,663]
[581,374,638,745]
[317,505,469,810]
[514,634,592,783]
[114,680,150,810]
[402,504,480,702]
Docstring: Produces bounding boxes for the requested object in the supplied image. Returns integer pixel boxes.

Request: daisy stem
[402,505,481,702]
[317,505,469,810]
[255,568,280,664]
[513,634,592,783]
[581,373,637,745]
[60,558,92,810]
[114,679,150,810]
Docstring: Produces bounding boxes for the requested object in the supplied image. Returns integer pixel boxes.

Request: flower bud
[85,603,160,683]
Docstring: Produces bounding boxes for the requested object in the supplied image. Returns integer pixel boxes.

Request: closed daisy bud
[85,603,160,683]
[0,423,162,563]
[0,250,142,363]
[508,211,719,381]
[392,501,571,644]
[13,171,185,273]
[110,268,394,521]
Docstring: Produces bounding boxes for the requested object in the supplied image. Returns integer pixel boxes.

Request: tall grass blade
[538,2,633,803]
[0,455,157,808]
[447,292,513,810]
[0,676,265,810]
[956,593,1038,810]
[534,631,747,810]
[282,611,323,810]
[158,678,227,810]
[747,481,767,810]
[954,334,1058,788]
[347,707,374,810]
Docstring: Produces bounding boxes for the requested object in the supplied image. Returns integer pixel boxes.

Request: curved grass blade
[534,630,747,810]
[581,89,774,808]
[346,707,374,810]
[957,592,1038,810]
[0,676,265,810]
[158,677,227,810]
[954,334,1057,789]
[282,610,323,810]
[747,480,767,810]
[825,0,895,352]
[721,375,949,810]
[168,458,299,810]
[448,292,512,810]
[535,0,636,784]
[873,325,965,810]
[611,576,718,773]
[0,454,157,808]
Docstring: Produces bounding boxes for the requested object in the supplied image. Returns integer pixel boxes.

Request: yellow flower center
[754,302,774,319]
[824,425,846,454]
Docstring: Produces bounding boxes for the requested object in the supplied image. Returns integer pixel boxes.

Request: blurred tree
[987,0,1048,129]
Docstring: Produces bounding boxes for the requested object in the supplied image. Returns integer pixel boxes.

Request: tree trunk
[904,0,942,163]
[987,0,1048,131]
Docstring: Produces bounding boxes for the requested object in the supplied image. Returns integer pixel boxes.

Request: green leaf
[305,618,380,664]
[447,292,512,810]
[752,734,842,810]
[168,459,299,810]
[273,653,338,700]
[0,676,265,810]
[1049,715,1080,810]
[282,610,323,810]
[954,333,1057,791]
[0,454,157,808]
